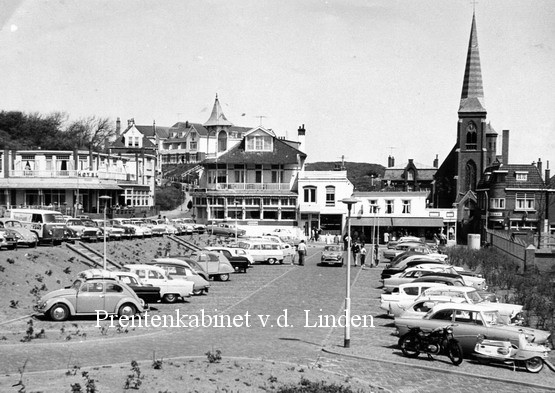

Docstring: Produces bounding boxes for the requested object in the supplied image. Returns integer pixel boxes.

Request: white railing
[207,183,291,191]
[9,170,136,182]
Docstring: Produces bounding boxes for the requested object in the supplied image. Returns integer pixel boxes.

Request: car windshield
[467,290,483,303]
[324,246,342,252]
[482,311,501,325]
[47,214,66,224]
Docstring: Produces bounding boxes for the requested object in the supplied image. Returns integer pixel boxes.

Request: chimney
[116,117,121,137]
[128,118,135,127]
[297,124,306,152]
[433,154,439,168]
[388,155,395,168]
[185,121,189,128]
[537,158,542,177]
[502,129,510,164]
[545,161,550,183]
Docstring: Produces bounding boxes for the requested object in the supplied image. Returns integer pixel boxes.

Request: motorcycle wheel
[447,340,464,366]
[399,333,421,358]
[524,357,544,373]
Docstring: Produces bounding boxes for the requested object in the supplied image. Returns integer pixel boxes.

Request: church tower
[456,13,489,196]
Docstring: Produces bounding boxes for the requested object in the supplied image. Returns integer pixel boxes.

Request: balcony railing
[9,170,136,182]
[206,183,291,191]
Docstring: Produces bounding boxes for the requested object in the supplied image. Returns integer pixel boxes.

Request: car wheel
[163,294,178,303]
[31,241,38,248]
[118,303,137,318]
[399,333,421,358]
[267,258,276,265]
[49,303,70,321]
[219,273,230,282]
[193,288,204,296]
[447,340,464,366]
[525,357,544,373]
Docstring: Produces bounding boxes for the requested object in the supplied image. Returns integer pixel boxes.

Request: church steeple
[459,13,486,113]
[204,94,233,127]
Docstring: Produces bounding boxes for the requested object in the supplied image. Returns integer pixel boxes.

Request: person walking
[352,242,360,266]
[360,244,367,268]
[297,240,307,266]
[373,243,379,266]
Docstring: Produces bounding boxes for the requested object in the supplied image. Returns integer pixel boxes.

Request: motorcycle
[399,324,463,365]
[474,333,551,373]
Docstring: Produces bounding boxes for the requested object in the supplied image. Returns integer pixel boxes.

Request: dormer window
[246,134,272,151]
[515,171,528,181]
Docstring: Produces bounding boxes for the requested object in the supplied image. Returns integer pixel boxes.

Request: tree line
[0,110,117,152]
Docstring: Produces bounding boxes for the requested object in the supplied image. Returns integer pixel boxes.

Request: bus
[6,209,67,245]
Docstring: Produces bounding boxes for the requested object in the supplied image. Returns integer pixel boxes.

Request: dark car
[0,228,18,250]
[381,258,446,280]
[204,247,250,273]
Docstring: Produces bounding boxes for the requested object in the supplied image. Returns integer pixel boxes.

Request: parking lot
[1,243,554,392]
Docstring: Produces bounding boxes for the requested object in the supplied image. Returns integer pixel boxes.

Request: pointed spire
[204,94,233,127]
[459,13,486,113]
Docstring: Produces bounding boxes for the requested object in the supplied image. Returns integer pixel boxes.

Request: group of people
[350,242,379,268]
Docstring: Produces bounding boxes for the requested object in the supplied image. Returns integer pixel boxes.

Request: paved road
[1,244,554,392]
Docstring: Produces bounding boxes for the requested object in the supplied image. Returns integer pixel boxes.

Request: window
[465,160,477,191]
[465,122,477,150]
[515,193,535,211]
[304,187,316,203]
[190,142,197,150]
[385,200,394,214]
[246,135,272,151]
[515,172,528,181]
[218,131,227,152]
[407,170,414,181]
[402,200,411,214]
[489,198,505,209]
[368,199,378,213]
[325,186,335,206]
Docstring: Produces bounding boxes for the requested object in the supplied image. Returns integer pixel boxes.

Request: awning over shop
[350,217,394,227]
[391,217,444,227]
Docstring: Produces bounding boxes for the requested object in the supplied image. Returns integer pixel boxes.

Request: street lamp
[99,195,111,271]
[341,197,359,348]
[234,199,239,243]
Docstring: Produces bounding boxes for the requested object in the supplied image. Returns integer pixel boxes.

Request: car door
[104,282,125,313]
[452,309,489,351]
[75,281,105,313]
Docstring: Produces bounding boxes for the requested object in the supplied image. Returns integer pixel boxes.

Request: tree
[63,116,116,152]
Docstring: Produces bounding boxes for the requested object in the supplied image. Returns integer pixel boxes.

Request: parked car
[165,256,210,281]
[395,303,551,355]
[413,286,523,323]
[180,217,206,234]
[237,240,284,264]
[383,242,427,260]
[34,276,144,321]
[411,273,466,287]
[142,219,168,236]
[124,264,194,303]
[110,218,146,239]
[380,282,448,316]
[383,265,461,293]
[65,218,102,242]
[381,255,449,280]
[0,219,38,247]
[396,295,468,319]
[0,227,18,250]
[206,222,246,237]
[129,219,153,237]
[204,246,255,265]
[77,269,161,306]
[204,247,251,273]
[92,219,126,240]
[320,244,344,267]
[148,258,210,295]
[187,250,235,281]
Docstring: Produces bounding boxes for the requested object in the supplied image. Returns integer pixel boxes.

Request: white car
[380,282,448,316]
[397,295,467,319]
[383,266,459,293]
[124,264,193,303]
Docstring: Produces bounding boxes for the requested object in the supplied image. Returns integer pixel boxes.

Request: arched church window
[465,122,477,150]
[465,160,477,192]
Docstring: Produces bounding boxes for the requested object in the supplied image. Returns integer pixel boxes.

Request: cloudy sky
[1,0,554,168]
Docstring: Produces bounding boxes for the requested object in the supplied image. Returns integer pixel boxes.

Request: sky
[1,0,554,169]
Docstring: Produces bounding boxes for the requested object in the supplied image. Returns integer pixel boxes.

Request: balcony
[9,169,136,182]
[206,183,291,191]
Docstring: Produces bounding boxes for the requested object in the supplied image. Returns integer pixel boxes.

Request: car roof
[398,282,447,289]
[424,286,476,293]
[151,258,191,266]
[124,264,166,272]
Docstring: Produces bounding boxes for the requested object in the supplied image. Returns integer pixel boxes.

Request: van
[237,240,284,264]
[6,208,67,245]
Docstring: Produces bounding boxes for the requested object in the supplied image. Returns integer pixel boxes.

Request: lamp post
[341,197,359,348]
[99,195,111,271]
[235,200,239,243]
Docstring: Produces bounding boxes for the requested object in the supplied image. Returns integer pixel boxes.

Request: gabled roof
[459,13,486,113]
[207,136,306,165]
[169,122,209,137]
[204,94,233,127]
[383,161,437,181]
[477,164,545,189]
[110,134,156,149]
[135,125,169,139]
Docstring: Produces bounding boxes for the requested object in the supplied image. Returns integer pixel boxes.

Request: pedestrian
[343,233,350,251]
[383,232,390,244]
[297,240,307,266]
[360,244,367,268]
[374,244,379,265]
[352,242,360,266]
